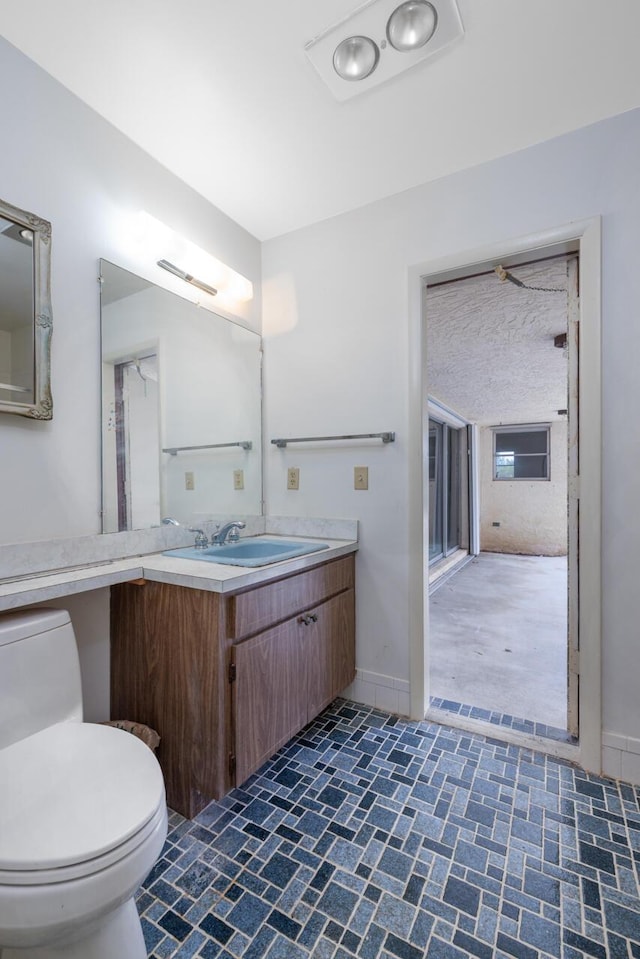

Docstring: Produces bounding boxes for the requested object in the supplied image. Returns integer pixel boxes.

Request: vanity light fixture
[126,212,253,306]
[157,259,218,297]
[305,0,463,101]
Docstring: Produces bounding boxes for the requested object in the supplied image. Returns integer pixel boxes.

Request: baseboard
[602,731,640,785]
[343,669,410,717]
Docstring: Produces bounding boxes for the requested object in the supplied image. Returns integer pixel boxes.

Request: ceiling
[427,258,570,426]
[1,1,640,240]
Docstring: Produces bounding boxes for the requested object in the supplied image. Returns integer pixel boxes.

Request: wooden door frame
[407,218,602,775]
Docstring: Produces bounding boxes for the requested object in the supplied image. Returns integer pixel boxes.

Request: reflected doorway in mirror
[106,354,160,532]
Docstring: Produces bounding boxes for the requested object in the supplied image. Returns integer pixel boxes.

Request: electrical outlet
[287,467,300,490]
[185,471,195,491]
[233,469,244,490]
[354,466,368,490]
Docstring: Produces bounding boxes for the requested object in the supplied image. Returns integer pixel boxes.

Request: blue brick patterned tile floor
[429,698,576,745]
[136,700,640,958]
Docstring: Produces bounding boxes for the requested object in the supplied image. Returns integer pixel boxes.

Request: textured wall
[426,260,570,556]
[480,420,568,555]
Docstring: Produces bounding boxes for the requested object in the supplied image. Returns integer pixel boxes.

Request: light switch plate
[354,466,368,490]
[287,467,300,490]
[185,471,195,490]
[233,469,244,490]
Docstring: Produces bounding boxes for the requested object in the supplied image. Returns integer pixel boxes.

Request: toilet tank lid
[0,608,71,647]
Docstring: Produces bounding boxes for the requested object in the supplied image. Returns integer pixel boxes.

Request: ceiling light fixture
[333,36,380,81]
[305,0,463,101]
[0,222,34,246]
[386,1,437,52]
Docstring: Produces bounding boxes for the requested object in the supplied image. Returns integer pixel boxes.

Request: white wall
[480,421,568,556]
[0,36,261,547]
[28,590,111,723]
[0,37,261,722]
[263,107,640,775]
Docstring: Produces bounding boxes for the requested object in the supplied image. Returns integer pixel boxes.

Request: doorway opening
[103,352,161,531]
[424,251,578,743]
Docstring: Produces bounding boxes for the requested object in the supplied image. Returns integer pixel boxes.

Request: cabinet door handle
[298,612,318,626]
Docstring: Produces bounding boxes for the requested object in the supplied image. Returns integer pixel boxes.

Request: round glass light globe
[387,0,437,52]
[333,35,380,81]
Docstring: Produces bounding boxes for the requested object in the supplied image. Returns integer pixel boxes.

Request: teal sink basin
[164,537,330,568]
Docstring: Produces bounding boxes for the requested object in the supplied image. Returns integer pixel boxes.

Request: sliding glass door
[428,422,444,560]
[428,417,469,564]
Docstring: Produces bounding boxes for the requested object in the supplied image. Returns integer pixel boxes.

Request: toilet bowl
[0,609,167,959]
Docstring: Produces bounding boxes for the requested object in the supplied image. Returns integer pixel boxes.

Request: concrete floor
[429,552,568,729]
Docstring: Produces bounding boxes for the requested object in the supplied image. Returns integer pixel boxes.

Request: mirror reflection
[0,198,52,419]
[100,260,262,532]
[0,215,34,402]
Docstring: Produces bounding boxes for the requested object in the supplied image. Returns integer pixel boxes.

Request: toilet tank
[0,608,83,749]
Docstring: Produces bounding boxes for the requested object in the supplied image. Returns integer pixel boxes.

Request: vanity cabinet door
[232,586,355,786]
[232,617,307,786]
[306,589,356,718]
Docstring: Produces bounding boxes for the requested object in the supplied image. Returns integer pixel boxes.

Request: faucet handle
[227,526,242,543]
[188,527,209,549]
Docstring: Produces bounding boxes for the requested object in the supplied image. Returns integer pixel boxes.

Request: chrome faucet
[188,527,209,549]
[163,517,209,548]
[211,521,246,545]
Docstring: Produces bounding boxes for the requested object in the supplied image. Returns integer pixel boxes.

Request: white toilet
[0,608,167,959]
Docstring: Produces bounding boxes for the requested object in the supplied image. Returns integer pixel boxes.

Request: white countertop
[0,536,358,612]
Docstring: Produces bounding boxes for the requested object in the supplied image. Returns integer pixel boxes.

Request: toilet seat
[0,721,165,882]
[0,801,167,886]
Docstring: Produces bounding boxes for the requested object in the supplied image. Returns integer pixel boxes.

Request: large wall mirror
[0,198,53,419]
[100,260,262,532]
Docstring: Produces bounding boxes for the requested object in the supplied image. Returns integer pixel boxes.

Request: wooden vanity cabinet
[110,581,227,819]
[110,554,355,819]
[231,587,355,785]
